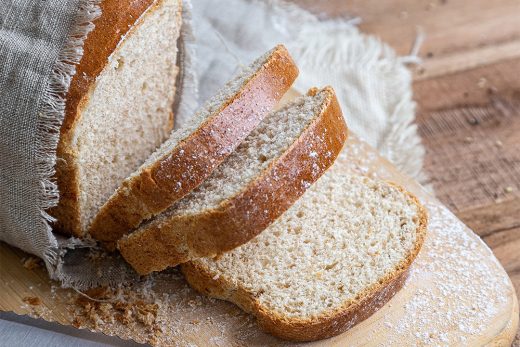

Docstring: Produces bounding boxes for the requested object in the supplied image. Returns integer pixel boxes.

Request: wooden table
[293,1,520,343]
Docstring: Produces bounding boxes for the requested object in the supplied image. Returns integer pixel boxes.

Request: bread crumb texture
[191,170,421,320]
[118,87,345,274]
[75,0,180,230]
[22,256,43,270]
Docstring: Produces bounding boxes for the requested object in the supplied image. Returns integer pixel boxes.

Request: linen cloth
[0,0,425,287]
[0,0,100,280]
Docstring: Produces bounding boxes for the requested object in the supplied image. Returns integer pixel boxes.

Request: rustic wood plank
[415,41,520,81]
[457,198,520,237]
[414,58,520,111]
[294,0,520,65]
[292,0,520,109]
[414,61,520,344]
[417,95,520,212]
[415,61,520,314]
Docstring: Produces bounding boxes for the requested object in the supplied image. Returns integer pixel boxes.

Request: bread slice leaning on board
[89,45,299,246]
[181,156,427,342]
[52,0,183,237]
[118,87,348,274]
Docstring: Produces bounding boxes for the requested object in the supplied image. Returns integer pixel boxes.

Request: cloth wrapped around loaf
[0,0,193,288]
[0,0,421,288]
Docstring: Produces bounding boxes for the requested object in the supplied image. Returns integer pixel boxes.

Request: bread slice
[118,87,348,274]
[52,0,183,237]
[181,166,427,341]
[89,45,298,244]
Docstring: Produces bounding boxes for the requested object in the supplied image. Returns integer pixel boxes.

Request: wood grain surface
[292,0,520,344]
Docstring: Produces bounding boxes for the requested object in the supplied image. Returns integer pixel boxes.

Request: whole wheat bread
[52,0,183,237]
[118,87,348,274]
[89,45,298,245]
[181,161,427,341]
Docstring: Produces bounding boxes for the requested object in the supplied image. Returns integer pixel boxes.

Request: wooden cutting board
[0,134,518,346]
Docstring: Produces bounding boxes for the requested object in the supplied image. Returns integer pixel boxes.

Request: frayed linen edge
[36,0,101,279]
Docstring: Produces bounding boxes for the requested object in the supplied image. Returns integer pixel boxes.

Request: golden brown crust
[51,0,180,237]
[89,45,299,244]
[117,87,348,275]
[181,186,428,342]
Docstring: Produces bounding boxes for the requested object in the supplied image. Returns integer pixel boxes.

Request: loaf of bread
[89,45,298,245]
[182,160,427,341]
[118,87,348,274]
[51,8,426,340]
[52,0,183,237]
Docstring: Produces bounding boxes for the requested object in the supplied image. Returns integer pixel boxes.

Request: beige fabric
[0,0,101,279]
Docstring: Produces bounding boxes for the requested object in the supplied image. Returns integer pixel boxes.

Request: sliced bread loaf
[52,0,183,237]
[89,45,299,244]
[181,166,427,341]
[118,87,348,274]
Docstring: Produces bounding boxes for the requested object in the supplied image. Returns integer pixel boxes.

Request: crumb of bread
[23,296,42,306]
[22,257,42,270]
[71,286,160,331]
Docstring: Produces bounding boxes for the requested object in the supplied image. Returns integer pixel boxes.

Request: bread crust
[51,0,182,237]
[181,187,428,342]
[118,87,348,275]
[89,45,299,244]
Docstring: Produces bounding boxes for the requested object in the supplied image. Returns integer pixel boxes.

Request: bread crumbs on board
[22,256,42,270]
[22,296,41,306]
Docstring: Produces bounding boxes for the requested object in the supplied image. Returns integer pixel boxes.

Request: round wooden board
[0,135,517,346]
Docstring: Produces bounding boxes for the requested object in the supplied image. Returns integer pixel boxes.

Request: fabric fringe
[36,0,101,278]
